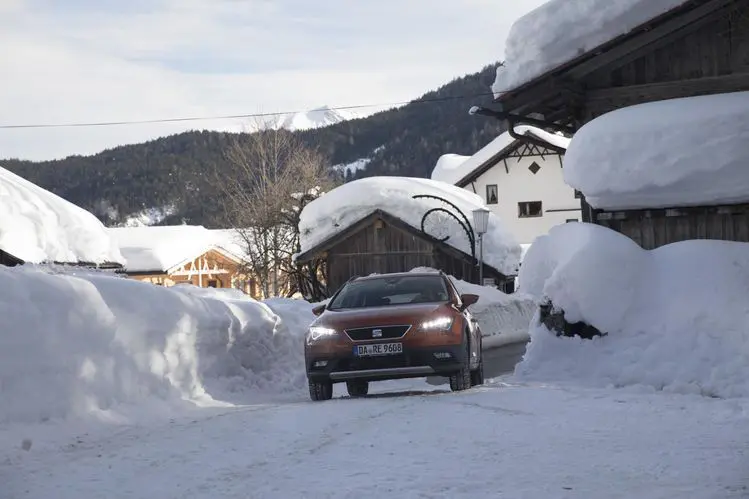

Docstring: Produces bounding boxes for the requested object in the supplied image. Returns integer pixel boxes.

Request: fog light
[433,352,452,360]
[314,360,328,368]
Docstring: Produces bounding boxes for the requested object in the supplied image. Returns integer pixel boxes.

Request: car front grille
[344,325,411,341]
[337,355,411,372]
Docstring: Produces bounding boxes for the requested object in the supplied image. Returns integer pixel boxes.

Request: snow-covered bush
[516,222,749,398]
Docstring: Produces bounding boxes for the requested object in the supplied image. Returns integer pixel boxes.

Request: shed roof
[0,164,124,266]
[294,209,512,277]
[493,0,694,99]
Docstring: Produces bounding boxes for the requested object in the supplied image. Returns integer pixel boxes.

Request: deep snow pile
[431,125,571,186]
[564,92,749,210]
[410,267,535,346]
[0,265,312,424]
[515,222,749,398]
[0,165,124,265]
[492,0,690,96]
[298,176,521,276]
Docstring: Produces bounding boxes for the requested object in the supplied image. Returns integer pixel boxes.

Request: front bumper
[306,344,465,382]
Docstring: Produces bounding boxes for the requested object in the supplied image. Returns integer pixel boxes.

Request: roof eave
[495,0,708,108]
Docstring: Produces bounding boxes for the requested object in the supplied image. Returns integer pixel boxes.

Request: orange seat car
[305,271,484,401]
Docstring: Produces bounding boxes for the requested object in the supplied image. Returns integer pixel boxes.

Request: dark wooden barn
[486,0,749,248]
[294,209,514,296]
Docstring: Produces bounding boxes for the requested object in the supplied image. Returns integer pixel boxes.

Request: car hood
[315,302,454,330]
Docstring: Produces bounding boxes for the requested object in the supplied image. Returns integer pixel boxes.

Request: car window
[328,275,449,310]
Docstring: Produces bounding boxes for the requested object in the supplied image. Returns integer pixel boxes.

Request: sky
[0,0,548,161]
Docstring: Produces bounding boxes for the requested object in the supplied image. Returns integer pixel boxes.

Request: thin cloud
[0,0,547,160]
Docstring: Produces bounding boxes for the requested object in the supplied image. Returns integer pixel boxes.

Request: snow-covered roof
[109,225,246,273]
[297,176,522,276]
[0,165,124,265]
[431,125,571,186]
[564,91,749,211]
[492,0,691,97]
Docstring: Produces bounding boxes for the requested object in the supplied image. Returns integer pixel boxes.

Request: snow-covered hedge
[0,265,312,424]
[516,222,749,398]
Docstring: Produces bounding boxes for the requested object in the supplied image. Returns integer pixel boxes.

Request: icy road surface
[2,379,748,499]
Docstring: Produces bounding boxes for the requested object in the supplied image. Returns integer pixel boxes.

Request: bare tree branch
[212,118,338,300]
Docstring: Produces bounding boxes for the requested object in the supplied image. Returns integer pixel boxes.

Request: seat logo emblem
[372,328,383,338]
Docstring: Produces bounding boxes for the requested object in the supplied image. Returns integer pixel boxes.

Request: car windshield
[328,275,450,310]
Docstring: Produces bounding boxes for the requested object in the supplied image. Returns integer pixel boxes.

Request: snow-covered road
[3,378,748,499]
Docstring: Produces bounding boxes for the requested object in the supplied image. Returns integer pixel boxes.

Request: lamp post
[472,208,490,286]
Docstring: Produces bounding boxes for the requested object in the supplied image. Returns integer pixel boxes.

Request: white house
[431,125,580,248]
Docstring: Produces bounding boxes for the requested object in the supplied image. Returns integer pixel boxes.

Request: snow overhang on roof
[296,176,522,276]
[492,0,693,98]
[563,91,749,211]
[431,125,571,187]
[0,165,124,266]
[109,225,246,274]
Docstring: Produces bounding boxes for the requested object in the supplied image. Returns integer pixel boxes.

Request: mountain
[275,106,360,131]
[1,63,505,229]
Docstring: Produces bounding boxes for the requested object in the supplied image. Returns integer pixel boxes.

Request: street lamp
[472,208,490,286]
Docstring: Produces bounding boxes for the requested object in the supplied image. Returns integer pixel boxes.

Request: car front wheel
[346,380,369,397]
[308,379,333,401]
[449,337,472,392]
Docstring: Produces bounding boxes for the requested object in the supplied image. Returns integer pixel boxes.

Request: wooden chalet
[294,209,514,295]
[488,0,749,248]
[110,226,261,297]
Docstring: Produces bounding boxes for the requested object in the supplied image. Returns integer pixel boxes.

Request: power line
[0,91,500,130]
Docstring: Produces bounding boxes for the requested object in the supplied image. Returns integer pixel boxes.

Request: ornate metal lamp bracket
[412,194,476,261]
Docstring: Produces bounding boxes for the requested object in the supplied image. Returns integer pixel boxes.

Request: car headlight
[307,326,337,342]
[420,316,453,331]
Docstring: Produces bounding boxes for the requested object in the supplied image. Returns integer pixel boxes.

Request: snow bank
[298,177,521,276]
[564,92,749,210]
[492,0,690,96]
[410,267,535,347]
[516,222,749,398]
[0,165,124,265]
[431,126,570,186]
[0,266,312,424]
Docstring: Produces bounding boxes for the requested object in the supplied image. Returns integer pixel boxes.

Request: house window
[574,189,582,199]
[518,201,543,218]
[566,218,579,223]
[528,161,541,174]
[486,184,498,204]
[207,280,218,288]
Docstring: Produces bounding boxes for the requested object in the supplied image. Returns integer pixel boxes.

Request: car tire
[308,379,333,401]
[471,359,484,386]
[449,337,472,392]
[346,380,369,397]
[471,338,485,386]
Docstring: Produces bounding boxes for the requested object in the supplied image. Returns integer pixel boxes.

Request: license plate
[353,342,403,357]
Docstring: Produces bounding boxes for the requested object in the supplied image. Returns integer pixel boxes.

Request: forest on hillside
[2,64,505,228]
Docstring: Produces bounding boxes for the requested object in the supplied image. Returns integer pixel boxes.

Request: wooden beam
[566,0,739,79]
[586,72,749,105]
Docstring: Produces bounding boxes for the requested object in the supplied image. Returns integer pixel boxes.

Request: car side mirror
[311,304,326,316]
[459,293,479,311]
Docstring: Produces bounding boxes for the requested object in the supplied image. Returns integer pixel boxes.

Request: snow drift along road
[0,265,313,424]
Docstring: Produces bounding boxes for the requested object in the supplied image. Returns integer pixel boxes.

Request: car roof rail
[346,275,361,283]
